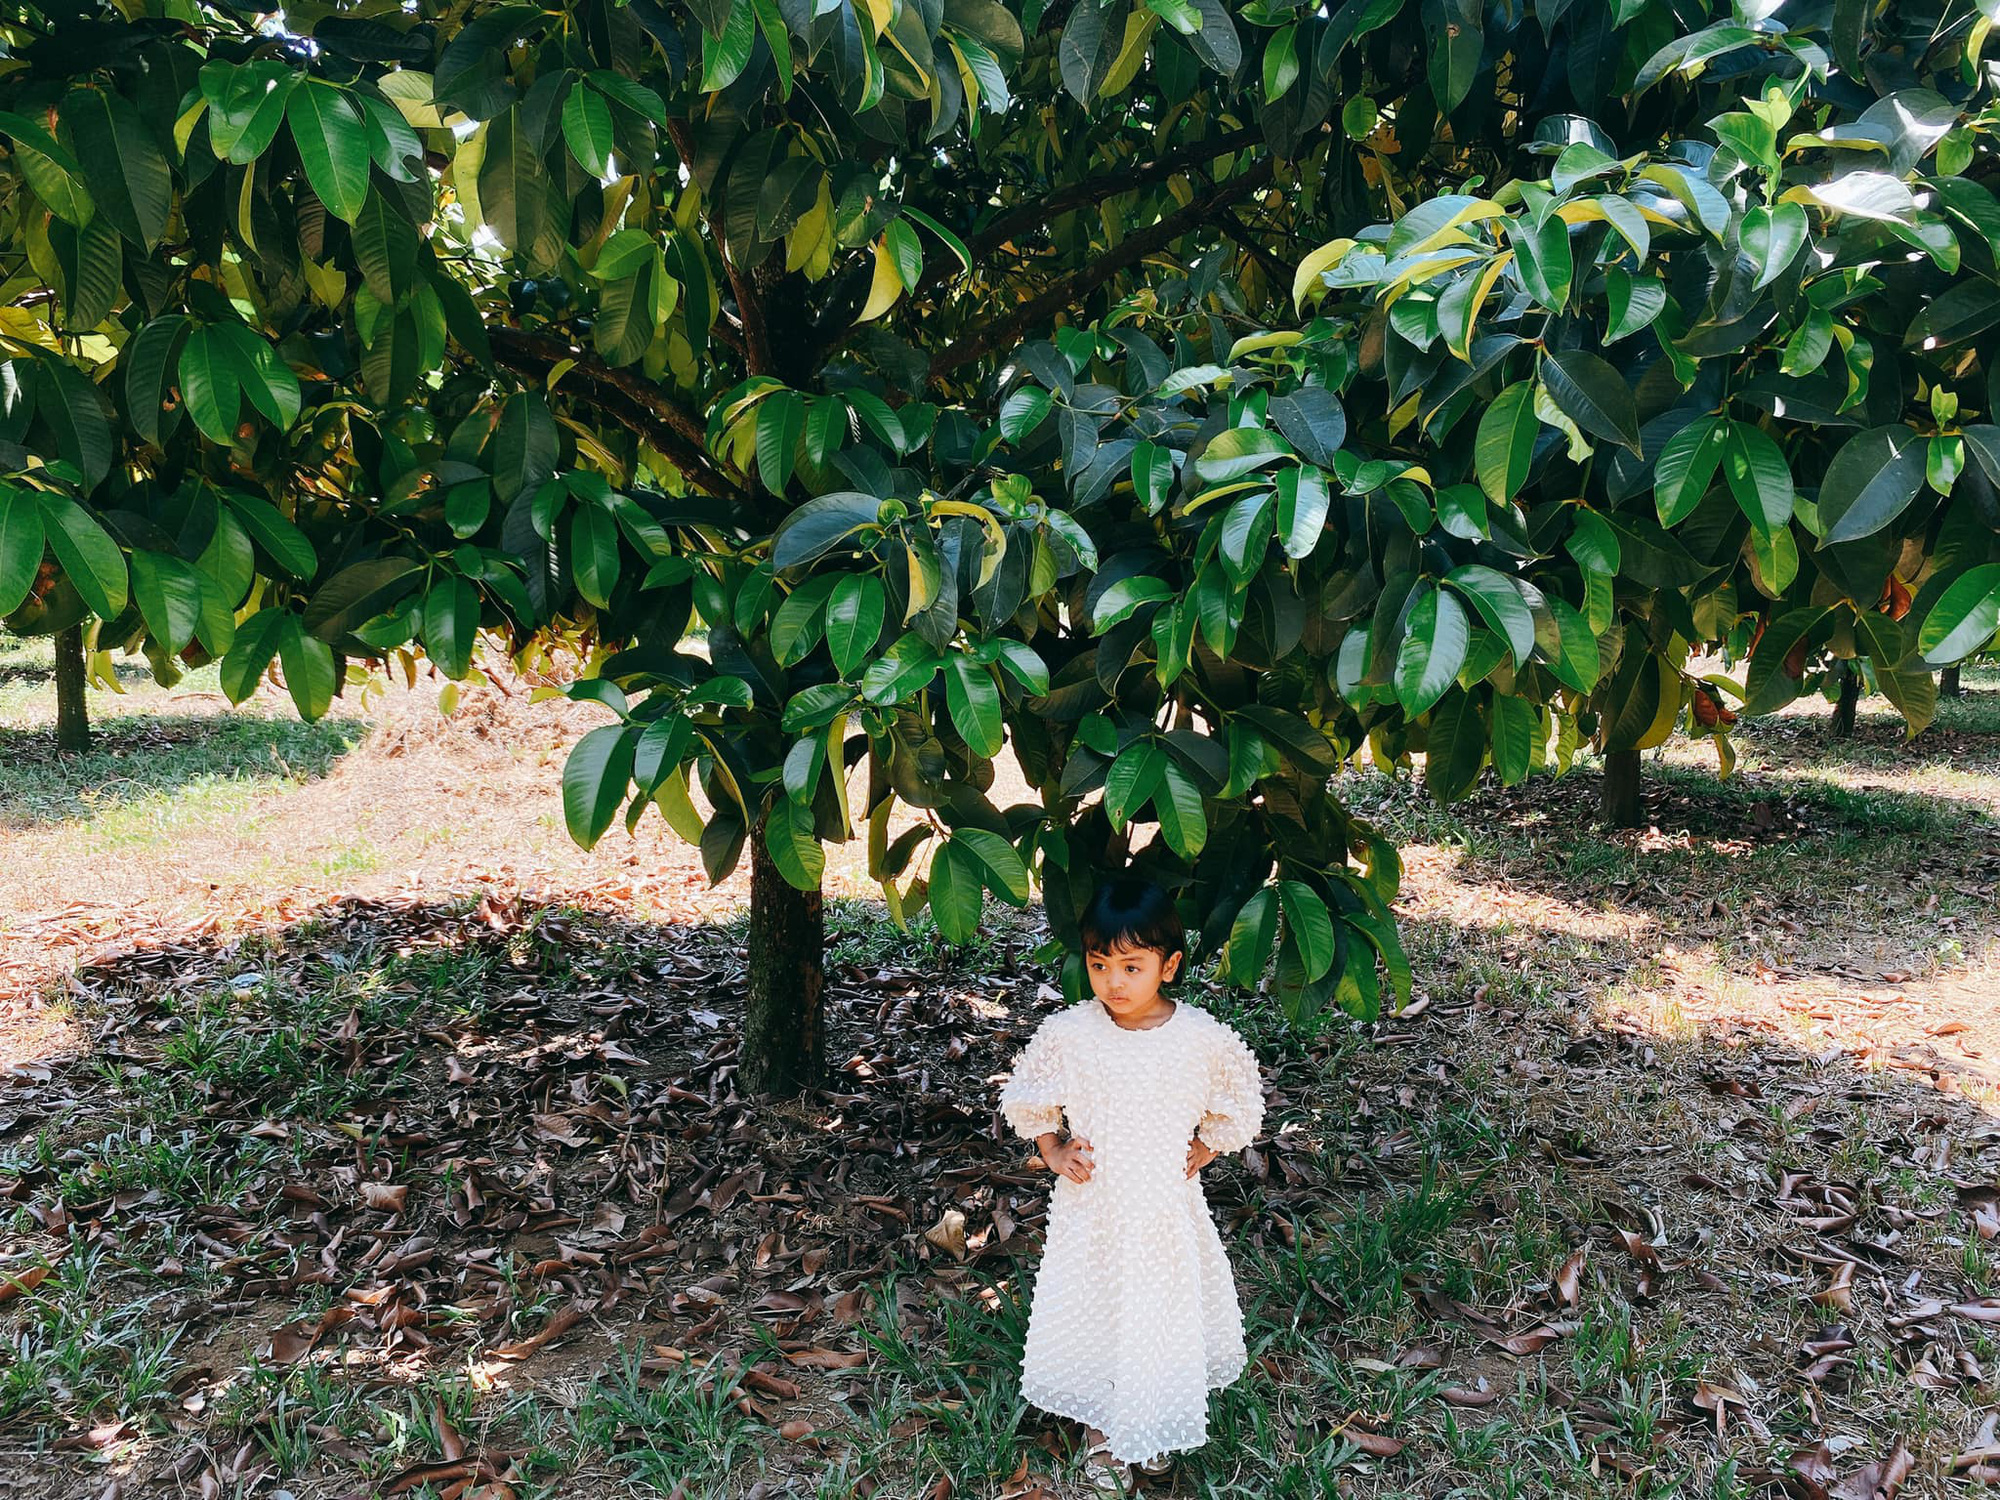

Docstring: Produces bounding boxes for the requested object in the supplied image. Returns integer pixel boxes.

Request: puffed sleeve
[1195,1022,1265,1155]
[998,1018,1067,1141]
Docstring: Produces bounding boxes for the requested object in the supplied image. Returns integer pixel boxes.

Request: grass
[4,657,1998,1497]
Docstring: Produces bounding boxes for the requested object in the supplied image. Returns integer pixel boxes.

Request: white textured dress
[997,999,1266,1468]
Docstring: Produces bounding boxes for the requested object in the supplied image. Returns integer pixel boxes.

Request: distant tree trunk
[1941,665,1963,698]
[54,624,89,752]
[1602,747,1642,828]
[1831,667,1860,738]
[739,822,825,1097]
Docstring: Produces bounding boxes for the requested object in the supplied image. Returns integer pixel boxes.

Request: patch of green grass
[568,1346,764,1491]
[1,708,366,834]
[0,1242,189,1429]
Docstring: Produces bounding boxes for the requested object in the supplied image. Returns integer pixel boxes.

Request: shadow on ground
[3,884,1996,1499]
[0,711,368,830]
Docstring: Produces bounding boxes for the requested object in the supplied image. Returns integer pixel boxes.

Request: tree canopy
[4,0,1999,1088]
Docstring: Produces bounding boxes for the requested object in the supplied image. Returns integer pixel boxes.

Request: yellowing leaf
[859,237,903,322]
[1228,330,1305,361]
[1294,237,1355,311]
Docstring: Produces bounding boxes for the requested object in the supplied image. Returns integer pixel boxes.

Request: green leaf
[1542,349,1641,453]
[0,485,46,615]
[1218,491,1274,584]
[1723,421,1794,533]
[1654,416,1726,526]
[277,613,336,720]
[884,218,923,289]
[179,325,268,441]
[201,59,298,164]
[1490,692,1536,785]
[1919,564,2000,664]
[1092,574,1174,630]
[757,391,806,496]
[765,795,826,890]
[0,110,94,226]
[1542,598,1600,691]
[1227,888,1277,985]
[62,88,169,248]
[944,654,1004,756]
[955,826,1031,903]
[1106,741,1166,829]
[35,492,126,619]
[1275,465,1330,558]
[570,503,620,608]
[564,723,637,849]
[37,359,113,491]
[1475,381,1537,503]
[219,606,288,703]
[826,574,886,676]
[353,190,419,305]
[1423,687,1486,801]
[221,492,318,581]
[1510,211,1574,311]
[561,77,616,175]
[1605,271,1666,341]
[1394,585,1470,715]
[1263,22,1299,102]
[1196,428,1291,482]
[928,839,983,941]
[287,81,373,224]
[1279,881,1335,982]
[1819,426,1927,544]
[130,550,206,656]
[1742,202,1808,290]
[772,492,881,569]
[1154,759,1208,858]
[1566,509,1620,575]
[1743,605,1829,715]
[999,386,1052,442]
[1133,441,1174,513]
[422,574,481,678]
[300,556,421,642]
[1444,565,1534,668]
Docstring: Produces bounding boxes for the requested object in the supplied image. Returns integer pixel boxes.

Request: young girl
[998,877,1266,1492]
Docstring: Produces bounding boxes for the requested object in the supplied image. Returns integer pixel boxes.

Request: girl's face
[1085,940,1183,1019]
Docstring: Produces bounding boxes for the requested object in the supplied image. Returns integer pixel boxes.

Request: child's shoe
[1137,1453,1173,1478]
[1083,1438,1131,1494]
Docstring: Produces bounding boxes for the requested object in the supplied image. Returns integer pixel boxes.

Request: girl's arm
[997,1019,1066,1143]
[1194,1023,1266,1157]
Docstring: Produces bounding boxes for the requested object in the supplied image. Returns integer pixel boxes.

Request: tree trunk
[1601,746,1642,828]
[54,624,89,752]
[1941,665,1963,698]
[738,822,825,1097]
[1831,667,1860,738]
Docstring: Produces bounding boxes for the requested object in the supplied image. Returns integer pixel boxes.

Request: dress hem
[1021,1361,1248,1468]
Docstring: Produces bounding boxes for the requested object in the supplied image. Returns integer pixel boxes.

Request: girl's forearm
[1036,1129,1063,1155]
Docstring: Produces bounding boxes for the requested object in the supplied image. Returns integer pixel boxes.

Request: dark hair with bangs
[1077,877,1185,973]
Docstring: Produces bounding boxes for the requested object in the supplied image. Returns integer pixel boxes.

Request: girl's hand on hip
[1185,1136,1217,1178]
[1045,1136,1095,1183]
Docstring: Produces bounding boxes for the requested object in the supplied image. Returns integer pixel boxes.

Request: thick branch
[926,158,1276,386]
[915,124,1264,298]
[1217,209,1294,288]
[666,119,772,378]
[489,326,746,502]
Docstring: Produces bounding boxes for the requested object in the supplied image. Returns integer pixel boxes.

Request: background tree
[4,0,2000,1095]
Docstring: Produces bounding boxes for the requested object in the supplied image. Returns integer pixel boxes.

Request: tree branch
[926,158,1276,386]
[915,124,1264,298]
[489,326,747,503]
[1217,209,1294,288]
[666,119,772,378]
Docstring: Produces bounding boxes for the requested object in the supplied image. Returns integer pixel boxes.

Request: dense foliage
[3,0,1998,1083]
